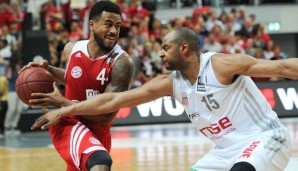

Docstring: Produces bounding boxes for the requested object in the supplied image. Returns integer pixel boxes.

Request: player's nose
[160,51,165,59]
[109,26,117,34]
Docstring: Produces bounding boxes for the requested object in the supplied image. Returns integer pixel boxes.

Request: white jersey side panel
[172,52,288,149]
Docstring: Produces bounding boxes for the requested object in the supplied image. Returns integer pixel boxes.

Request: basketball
[16,67,55,106]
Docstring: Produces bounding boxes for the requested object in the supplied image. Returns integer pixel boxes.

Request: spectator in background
[209,25,223,42]
[0,39,11,76]
[5,57,23,136]
[56,29,69,68]
[68,20,83,42]
[272,45,287,60]
[42,0,63,32]
[150,42,162,71]
[238,17,254,38]
[0,39,11,59]
[61,0,81,32]
[205,11,223,32]
[183,16,195,30]
[7,2,24,31]
[0,25,17,52]
[251,23,271,44]
[228,35,245,54]
[202,33,222,53]
[237,6,246,25]
[150,19,162,42]
[126,25,143,46]
[252,29,265,49]
[228,13,242,33]
[48,41,59,67]
[244,38,256,56]
[224,20,235,36]
[193,24,205,49]
[138,19,150,40]
[263,40,275,60]
[218,12,229,31]
[80,0,95,20]
[142,0,157,31]
[0,2,12,26]
[220,39,231,54]
[0,74,8,139]
[119,1,131,38]
[128,0,149,26]
[9,22,22,44]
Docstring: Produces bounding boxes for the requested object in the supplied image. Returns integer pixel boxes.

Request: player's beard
[165,48,181,70]
[94,33,117,52]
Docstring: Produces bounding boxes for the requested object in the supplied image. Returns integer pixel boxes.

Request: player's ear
[181,42,189,54]
[89,20,94,31]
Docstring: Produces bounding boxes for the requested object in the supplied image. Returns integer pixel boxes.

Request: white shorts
[190,134,291,171]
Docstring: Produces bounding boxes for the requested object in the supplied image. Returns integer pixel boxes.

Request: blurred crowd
[0,0,295,136]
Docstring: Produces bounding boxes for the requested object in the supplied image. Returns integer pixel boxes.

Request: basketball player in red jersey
[21,1,134,171]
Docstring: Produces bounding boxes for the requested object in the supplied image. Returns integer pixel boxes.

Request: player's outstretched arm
[212,53,298,84]
[31,74,173,130]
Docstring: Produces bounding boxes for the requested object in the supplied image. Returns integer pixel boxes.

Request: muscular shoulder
[114,53,135,70]
[212,53,256,84]
[107,53,135,92]
[63,41,77,60]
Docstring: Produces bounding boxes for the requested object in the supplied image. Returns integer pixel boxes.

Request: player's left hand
[31,109,62,130]
[30,82,69,107]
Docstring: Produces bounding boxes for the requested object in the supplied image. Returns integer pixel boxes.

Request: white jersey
[172,52,288,149]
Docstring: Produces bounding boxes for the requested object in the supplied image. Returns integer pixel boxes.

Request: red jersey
[65,40,124,102]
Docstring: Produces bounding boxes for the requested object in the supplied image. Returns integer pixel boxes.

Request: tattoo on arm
[102,54,135,117]
[105,55,135,93]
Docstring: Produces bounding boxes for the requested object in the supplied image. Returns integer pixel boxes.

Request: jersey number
[96,68,108,85]
[201,94,220,111]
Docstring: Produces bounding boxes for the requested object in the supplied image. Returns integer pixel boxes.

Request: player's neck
[87,41,110,59]
[181,60,200,85]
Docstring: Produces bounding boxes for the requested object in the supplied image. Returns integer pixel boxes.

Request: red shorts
[49,117,112,171]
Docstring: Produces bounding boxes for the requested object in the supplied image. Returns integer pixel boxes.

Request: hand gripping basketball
[16,67,55,106]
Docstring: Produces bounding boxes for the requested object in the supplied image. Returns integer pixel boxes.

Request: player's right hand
[19,60,49,73]
[30,82,69,107]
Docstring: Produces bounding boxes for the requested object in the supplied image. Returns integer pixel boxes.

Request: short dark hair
[89,1,121,21]
[171,27,200,53]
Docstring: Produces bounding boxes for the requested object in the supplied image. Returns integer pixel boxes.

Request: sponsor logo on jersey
[86,89,100,100]
[71,66,82,78]
[199,117,235,141]
[188,112,200,119]
[182,92,189,105]
[89,137,101,145]
[197,76,206,92]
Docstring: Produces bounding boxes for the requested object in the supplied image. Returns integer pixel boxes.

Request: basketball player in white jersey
[31,27,298,171]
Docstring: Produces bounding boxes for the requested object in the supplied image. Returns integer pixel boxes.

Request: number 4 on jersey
[97,68,108,85]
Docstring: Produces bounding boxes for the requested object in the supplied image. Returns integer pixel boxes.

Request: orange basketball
[16,67,54,106]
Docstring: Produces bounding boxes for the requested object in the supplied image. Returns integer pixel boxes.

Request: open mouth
[105,35,116,41]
